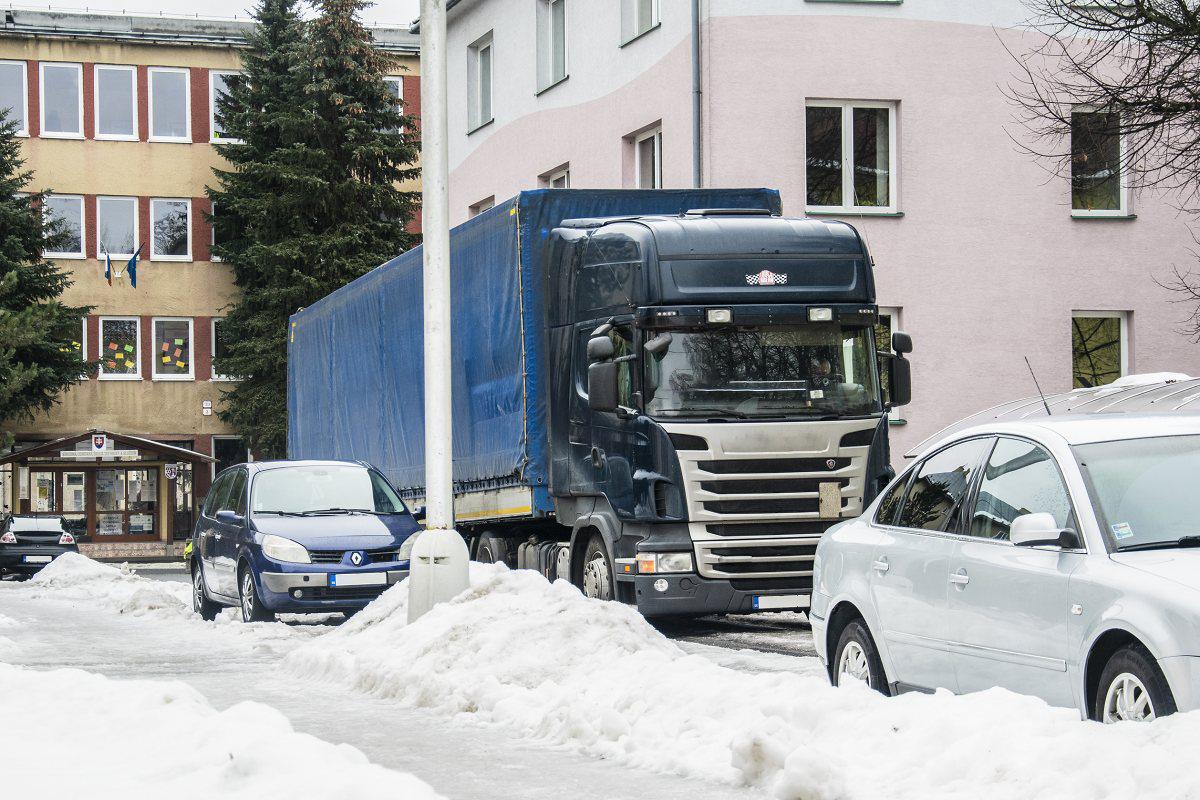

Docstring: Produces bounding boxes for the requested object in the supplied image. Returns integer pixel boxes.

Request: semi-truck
[287,189,912,616]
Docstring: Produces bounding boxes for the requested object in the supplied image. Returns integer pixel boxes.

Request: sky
[15,0,423,28]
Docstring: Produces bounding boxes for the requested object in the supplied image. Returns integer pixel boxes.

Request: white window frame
[1070,106,1130,218]
[95,195,139,259]
[209,70,243,144]
[93,64,137,141]
[542,164,571,188]
[151,316,195,382]
[211,435,251,480]
[209,201,222,262]
[43,194,85,259]
[382,76,404,133]
[467,32,494,133]
[98,316,142,382]
[0,60,29,137]
[211,317,234,381]
[469,196,496,217]
[39,62,83,139]
[537,0,569,92]
[1072,310,1130,384]
[148,67,192,143]
[150,197,193,262]
[79,318,88,379]
[877,306,903,420]
[634,126,663,189]
[804,99,899,215]
[621,0,661,45]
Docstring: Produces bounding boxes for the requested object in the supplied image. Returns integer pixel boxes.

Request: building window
[1072,311,1128,388]
[469,196,495,217]
[99,317,141,380]
[541,164,571,188]
[537,0,568,91]
[212,317,234,381]
[152,317,193,380]
[43,195,85,259]
[149,67,191,142]
[213,435,249,478]
[805,100,897,213]
[150,198,191,260]
[468,32,494,132]
[0,61,28,136]
[634,126,662,189]
[382,76,403,133]
[1071,109,1126,216]
[94,64,136,140]
[210,70,241,143]
[621,0,660,44]
[875,306,903,420]
[40,63,83,138]
[96,196,138,258]
[77,318,87,372]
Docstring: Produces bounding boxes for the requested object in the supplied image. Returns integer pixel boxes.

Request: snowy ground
[4,555,1200,800]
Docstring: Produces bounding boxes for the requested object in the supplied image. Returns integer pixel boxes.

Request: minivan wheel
[1096,644,1176,723]
[832,619,890,695]
[580,535,614,602]
[239,566,275,623]
[192,563,220,622]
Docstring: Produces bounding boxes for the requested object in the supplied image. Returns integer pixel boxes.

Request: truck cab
[545,209,912,615]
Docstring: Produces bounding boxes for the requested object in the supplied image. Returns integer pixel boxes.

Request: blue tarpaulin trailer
[287,188,782,522]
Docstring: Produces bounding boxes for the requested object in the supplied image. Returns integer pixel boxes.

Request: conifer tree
[209,0,419,457]
[0,110,93,446]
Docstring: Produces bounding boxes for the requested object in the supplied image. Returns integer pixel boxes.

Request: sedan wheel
[1103,673,1155,723]
[1094,643,1176,723]
[837,641,871,684]
[831,619,890,695]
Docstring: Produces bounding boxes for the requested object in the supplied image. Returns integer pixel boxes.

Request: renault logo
[350,551,364,566]
[826,459,838,470]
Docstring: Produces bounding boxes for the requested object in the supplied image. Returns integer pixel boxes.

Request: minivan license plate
[23,555,52,564]
[752,594,809,611]
[329,572,387,588]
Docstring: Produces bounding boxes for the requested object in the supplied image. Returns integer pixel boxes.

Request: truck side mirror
[644,332,672,355]
[588,361,619,412]
[587,335,615,363]
[891,330,913,355]
[888,355,912,407]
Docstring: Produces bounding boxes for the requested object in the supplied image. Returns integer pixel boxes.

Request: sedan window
[970,438,1074,540]
[874,472,908,526]
[896,438,991,532]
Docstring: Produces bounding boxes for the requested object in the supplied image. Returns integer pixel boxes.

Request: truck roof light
[706,309,732,324]
[808,307,833,322]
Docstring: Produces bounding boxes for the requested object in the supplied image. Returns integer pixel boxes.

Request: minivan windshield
[251,465,406,515]
[1076,434,1200,550]
[644,323,881,419]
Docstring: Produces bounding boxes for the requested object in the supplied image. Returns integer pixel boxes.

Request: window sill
[888,418,907,426]
[211,375,237,383]
[211,137,245,145]
[150,255,192,262]
[148,135,192,144]
[805,208,904,218]
[152,374,194,382]
[40,131,84,140]
[536,74,569,97]
[95,133,138,142]
[45,252,86,260]
[620,23,661,48]
[1071,212,1137,221]
[98,374,142,381]
[467,117,494,136]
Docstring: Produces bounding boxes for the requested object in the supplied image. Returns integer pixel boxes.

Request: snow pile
[0,612,19,629]
[20,552,193,617]
[0,662,443,799]
[289,563,1200,800]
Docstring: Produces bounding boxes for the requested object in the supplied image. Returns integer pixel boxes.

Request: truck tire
[580,534,614,602]
[1095,643,1176,723]
[475,532,514,567]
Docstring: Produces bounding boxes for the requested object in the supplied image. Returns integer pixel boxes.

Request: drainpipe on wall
[691,0,702,188]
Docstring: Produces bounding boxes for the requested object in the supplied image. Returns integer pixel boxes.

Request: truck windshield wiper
[1117,535,1200,552]
[678,407,748,419]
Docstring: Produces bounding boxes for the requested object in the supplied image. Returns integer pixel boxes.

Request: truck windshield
[644,323,881,419]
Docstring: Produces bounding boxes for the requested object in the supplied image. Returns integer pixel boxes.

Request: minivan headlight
[398,535,417,563]
[261,534,310,564]
[636,552,693,574]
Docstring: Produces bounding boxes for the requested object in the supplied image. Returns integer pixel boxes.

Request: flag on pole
[103,248,112,286]
[126,244,142,289]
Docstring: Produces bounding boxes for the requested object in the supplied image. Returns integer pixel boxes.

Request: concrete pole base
[407,527,470,623]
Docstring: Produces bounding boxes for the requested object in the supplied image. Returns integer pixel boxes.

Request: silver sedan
[811,414,1200,722]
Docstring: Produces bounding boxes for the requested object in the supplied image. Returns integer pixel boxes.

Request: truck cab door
[576,321,642,512]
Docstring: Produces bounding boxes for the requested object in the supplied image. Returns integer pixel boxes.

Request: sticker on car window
[1111,522,1134,540]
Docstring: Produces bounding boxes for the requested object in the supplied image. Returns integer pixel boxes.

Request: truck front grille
[694,538,819,580]
[702,498,821,515]
[696,457,850,474]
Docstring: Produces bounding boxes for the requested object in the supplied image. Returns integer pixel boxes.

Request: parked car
[811,414,1200,723]
[0,516,78,579]
[189,460,419,622]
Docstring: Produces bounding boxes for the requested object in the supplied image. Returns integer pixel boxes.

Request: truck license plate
[329,572,387,588]
[753,594,810,611]
[23,555,52,564]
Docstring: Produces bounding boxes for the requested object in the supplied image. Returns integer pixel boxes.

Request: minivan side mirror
[215,509,244,526]
[1011,512,1080,549]
[588,361,619,412]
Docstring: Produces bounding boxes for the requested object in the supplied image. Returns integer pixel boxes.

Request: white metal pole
[409,0,470,623]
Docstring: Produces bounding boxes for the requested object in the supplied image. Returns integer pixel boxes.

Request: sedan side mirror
[215,509,245,526]
[1010,512,1080,549]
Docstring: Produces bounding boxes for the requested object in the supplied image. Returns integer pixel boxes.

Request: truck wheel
[832,619,889,695]
[1095,643,1176,723]
[475,532,513,567]
[580,535,614,601]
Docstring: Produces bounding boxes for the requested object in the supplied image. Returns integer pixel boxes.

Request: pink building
[441,0,1200,455]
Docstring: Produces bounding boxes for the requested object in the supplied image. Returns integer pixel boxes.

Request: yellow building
[0,10,420,558]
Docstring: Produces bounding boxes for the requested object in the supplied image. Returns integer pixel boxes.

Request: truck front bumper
[625,572,811,617]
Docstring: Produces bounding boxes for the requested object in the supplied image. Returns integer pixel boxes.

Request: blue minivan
[190,460,420,622]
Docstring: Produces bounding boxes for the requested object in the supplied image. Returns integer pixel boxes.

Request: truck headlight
[637,552,693,574]
[261,534,311,564]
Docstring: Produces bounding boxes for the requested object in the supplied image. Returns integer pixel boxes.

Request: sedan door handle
[949,570,970,587]
[872,557,889,573]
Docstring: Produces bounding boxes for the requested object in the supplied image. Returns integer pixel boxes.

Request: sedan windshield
[251,465,406,515]
[644,323,881,419]
[1076,434,1200,550]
